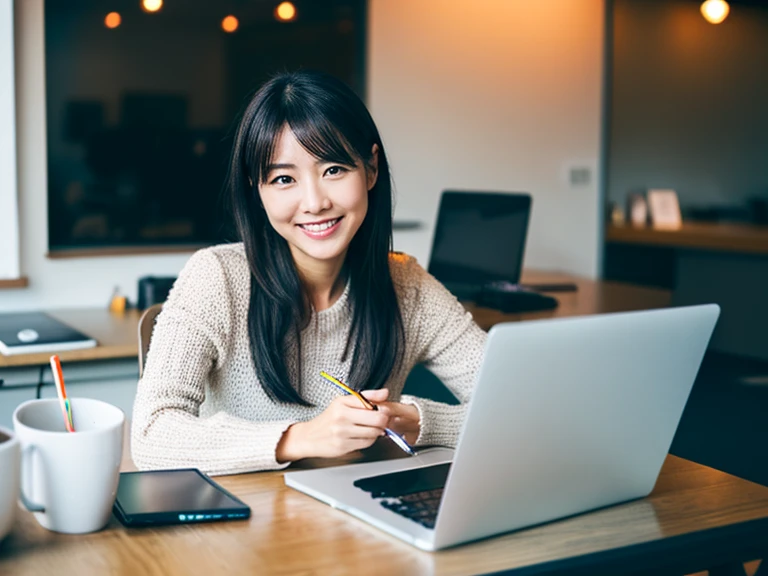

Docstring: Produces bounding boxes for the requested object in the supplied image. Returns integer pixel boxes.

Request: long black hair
[226,70,404,406]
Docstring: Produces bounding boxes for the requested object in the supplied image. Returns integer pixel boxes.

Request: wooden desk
[0,309,142,369]
[2,443,767,576]
[0,272,671,368]
[1,275,763,575]
[468,270,670,331]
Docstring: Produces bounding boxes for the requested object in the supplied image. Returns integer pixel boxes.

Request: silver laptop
[285,304,720,551]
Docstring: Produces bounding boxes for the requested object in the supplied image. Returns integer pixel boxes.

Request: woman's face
[258,126,377,274]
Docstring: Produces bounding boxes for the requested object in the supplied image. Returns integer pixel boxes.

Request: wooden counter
[606,222,768,255]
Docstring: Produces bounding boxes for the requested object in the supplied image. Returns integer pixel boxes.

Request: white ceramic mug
[0,425,20,541]
[13,398,124,534]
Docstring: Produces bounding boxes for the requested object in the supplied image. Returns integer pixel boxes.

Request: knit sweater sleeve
[397,260,486,448]
[130,248,293,476]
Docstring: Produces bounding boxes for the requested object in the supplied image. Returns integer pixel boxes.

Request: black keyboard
[379,488,444,529]
[353,463,451,530]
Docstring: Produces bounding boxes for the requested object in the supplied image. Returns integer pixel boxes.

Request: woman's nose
[301,180,332,213]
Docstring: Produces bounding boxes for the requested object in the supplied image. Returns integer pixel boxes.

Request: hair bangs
[246,76,370,188]
[247,99,286,186]
[288,112,359,168]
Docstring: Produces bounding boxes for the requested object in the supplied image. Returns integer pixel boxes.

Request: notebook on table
[0,312,97,356]
[285,304,720,551]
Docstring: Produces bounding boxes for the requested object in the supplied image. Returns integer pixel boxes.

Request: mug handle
[19,445,45,513]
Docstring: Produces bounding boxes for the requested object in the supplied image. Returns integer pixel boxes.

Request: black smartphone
[113,469,251,527]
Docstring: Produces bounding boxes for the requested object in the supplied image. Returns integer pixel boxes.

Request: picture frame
[647,189,682,230]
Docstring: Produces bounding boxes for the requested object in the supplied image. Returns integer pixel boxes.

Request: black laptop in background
[426,191,562,313]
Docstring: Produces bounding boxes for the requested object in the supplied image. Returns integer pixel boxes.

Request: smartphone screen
[113,469,250,527]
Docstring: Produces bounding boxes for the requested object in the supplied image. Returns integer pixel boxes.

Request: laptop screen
[427,191,531,287]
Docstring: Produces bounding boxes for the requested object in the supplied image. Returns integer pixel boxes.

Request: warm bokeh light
[275,2,297,22]
[700,0,729,24]
[104,12,121,29]
[142,0,163,13]
[221,15,239,33]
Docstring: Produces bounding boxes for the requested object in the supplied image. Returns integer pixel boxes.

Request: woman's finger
[335,390,388,411]
[360,388,389,403]
[347,424,387,440]
[345,407,390,430]
[377,401,418,420]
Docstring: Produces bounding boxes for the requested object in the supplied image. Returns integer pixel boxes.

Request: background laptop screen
[427,191,531,287]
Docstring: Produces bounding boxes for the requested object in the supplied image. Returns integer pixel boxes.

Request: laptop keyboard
[379,488,444,529]
[353,463,451,530]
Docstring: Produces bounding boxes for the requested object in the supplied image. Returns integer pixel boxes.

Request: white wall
[2,0,605,312]
[0,0,20,281]
[373,0,605,276]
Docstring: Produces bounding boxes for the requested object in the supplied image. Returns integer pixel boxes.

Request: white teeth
[300,218,340,232]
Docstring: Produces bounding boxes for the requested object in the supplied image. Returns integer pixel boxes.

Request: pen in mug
[319,371,416,456]
[50,354,75,433]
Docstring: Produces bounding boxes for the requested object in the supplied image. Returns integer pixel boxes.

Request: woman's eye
[270,175,294,185]
[325,165,348,177]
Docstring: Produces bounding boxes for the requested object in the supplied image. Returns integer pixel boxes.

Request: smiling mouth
[297,217,342,232]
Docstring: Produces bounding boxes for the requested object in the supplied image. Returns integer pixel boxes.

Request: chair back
[138,303,163,378]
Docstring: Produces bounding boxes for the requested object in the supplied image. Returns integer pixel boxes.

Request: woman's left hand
[376,401,421,446]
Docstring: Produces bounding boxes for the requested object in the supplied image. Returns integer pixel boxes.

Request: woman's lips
[297,217,343,238]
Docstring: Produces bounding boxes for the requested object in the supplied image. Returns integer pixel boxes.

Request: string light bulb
[142,0,163,14]
[700,0,729,24]
[104,12,121,29]
[274,2,297,22]
[222,15,239,33]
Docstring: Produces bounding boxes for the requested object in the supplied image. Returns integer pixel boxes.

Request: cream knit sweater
[131,244,486,475]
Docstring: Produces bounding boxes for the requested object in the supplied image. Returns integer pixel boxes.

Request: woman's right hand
[275,389,391,462]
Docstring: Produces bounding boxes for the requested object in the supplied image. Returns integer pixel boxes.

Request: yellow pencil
[320,370,377,410]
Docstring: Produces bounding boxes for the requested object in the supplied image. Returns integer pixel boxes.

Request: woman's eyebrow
[316,157,357,166]
[265,163,297,172]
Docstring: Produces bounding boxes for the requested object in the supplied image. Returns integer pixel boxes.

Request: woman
[131,71,486,475]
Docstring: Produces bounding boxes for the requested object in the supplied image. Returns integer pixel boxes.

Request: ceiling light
[700,0,729,24]
[275,2,297,23]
